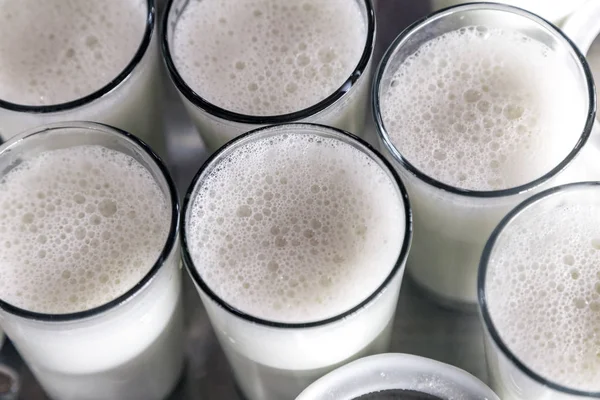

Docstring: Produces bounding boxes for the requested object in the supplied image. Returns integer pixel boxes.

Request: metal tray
[0,2,488,398]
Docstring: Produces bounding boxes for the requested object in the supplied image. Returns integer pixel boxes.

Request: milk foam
[187,133,405,323]
[0,0,146,105]
[486,194,600,391]
[0,145,169,314]
[172,0,366,116]
[381,26,586,191]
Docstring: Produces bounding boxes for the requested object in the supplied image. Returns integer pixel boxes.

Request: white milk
[484,186,600,398]
[187,129,407,399]
[380,26,587,305]
[0,145,183,400]
[0,0,165,155]
[169,0,371,149]
[430,0,588,26]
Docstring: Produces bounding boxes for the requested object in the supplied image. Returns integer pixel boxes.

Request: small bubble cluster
[187,132,406,323]
[0,0,146,105]
[486,193,600,391]
[173,0,366,115]
[0,145,170,314]
[381,26,586,191]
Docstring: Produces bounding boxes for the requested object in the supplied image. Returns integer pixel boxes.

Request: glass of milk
[0,122,184,400]
[430,0,589,26]
[161,0,375,151]
[479,182,600,399]
[296,353,499,400]
[0,0,166,156]
[373,3,596,310]
[182,123,412,400]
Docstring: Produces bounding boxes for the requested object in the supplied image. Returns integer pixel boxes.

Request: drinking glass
[161,0,376,151]
[0,1,166,156]
[479,182,600,399]
[181,123,412,400]
[296,353,500,400]
[373,3,596,309]
[0,122,184,400]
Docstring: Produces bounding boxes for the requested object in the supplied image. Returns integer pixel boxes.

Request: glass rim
[297,353,499,399]
[478,181,600,397]
[181,122,412,329]
[0,0,156,114]
[373,2,597,199]
[161,0,376,124]
[0,121,180,323]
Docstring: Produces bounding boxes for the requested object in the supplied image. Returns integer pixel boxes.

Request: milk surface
[486,191,600,391]
[172,0,366,116]
[0,145,169,314]
[381,26,585,191]
[188,132,405,323]
[0,0,146,105]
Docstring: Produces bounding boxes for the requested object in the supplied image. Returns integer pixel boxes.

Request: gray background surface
[0,1,490,398]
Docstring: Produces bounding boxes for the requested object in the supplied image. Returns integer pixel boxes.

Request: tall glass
[479,182,600,399]
[0,1,166,156]
[181,123,412,400]
[161,0,376,151]
[296,353,499,400]
[373,3,596,309]
[0,122,184,400]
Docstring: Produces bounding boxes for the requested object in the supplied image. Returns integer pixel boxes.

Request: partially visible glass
[296,353,500,400]
[0,122,184,400]
[0,0,166,156]
[430,0,588,26]
[373,3,596,309]
[479,182,600,399]
[181,123,412,400]
[161,0,376,151]
[562,1,600,182]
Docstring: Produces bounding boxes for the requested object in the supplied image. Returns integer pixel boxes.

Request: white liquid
[0,146,182,400]
[379,26,587,305]
[430,0,588,25]
[187,129,407,399]
[173,0,365,116]
[382,27,583,191]
[485,189,600,397]
[0,0,145,106]
[169,0,372,150]
[0,0,165,156]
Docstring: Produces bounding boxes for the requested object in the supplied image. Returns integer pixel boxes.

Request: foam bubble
[381,26,586,191]
[172,0,366,116]
[0,146,169,314]
[486,195,600,391]
[0,0,146,105]
[187,133,405,323]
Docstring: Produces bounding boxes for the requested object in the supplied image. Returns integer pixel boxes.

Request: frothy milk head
[186,129,406,323]
[0,145,170,314]
[0,0,147,106]
[380,26,587,191]
[485,185,600,391]
[172,0,367,116]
